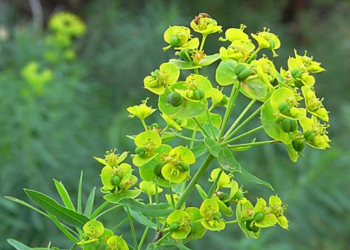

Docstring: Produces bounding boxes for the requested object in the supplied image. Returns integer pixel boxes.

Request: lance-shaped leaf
[240,168,274,191]
[218,147,241,172]
[24,189,89,228]
[117,198,173,218]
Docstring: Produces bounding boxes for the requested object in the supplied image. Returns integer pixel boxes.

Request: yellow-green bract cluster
[78,220,129,250]
[98,13,329,245]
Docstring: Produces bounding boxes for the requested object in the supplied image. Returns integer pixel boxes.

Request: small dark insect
[194,13,211,24]
[152,230,163,243]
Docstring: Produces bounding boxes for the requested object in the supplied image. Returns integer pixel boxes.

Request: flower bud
[278,101,291,114]
[167,91,183,107]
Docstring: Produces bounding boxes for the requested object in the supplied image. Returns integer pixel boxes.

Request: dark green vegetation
[1,0,349,249]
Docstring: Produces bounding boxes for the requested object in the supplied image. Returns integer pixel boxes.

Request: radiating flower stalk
[9,12,331,250]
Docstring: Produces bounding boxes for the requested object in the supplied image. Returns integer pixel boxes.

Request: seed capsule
[170,35,181,47]
[192,88,205,100]
[290,119,298,132]
[167,92,183,107]
[110,175,121,186]
[234,64,246,75]
[135,146,144,154]
[238,68,252,80]
[281,119,292,133]
[254,212,264,223]
[292,139,305,152]
[268,39,275,49]
[291,68,302,79]
[169,222,180,232]
[304,130,315,141]
[278,101,291,114]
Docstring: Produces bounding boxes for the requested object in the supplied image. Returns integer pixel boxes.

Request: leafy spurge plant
[7,12,330,250]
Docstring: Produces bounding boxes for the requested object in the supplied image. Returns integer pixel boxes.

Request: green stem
[190,123,198,149]
[138,226,150,250]
[169,187,176,209]
[225,219,239,225]
[91,201,110,219]
[111,217,129,231]
[175,154,215,210]
[223,104,263,142]
[228,140,280,149]
[126,206,139,250]
[94,204,122,219]
[160,125,170,136]
[172,131,202,143]
[155,178,160,229]
[246,47,262,64]
[193,117,210,138]
[223,126,264,145]
[200,34,208,51]
[207,169,223,198]
[154,232,170,246]
[223,99,257,139]
[141,119,148,131]
[218,82,241,140]
[206,109,216,140]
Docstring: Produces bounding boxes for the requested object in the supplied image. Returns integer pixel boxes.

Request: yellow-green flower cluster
[45,12,86,62]
[21,61,53,95]
[78,220,129,250]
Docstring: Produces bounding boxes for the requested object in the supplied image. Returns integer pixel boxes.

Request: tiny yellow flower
[127,98,156,120]
[251,28,281,57]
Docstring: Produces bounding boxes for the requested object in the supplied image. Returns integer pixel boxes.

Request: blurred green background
[1,0,349,249]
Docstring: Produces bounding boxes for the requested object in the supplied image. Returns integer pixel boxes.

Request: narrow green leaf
[204,137,221,157]
[128,208,157,229]
[240,168,274,191]
[24,189,89,228]
[54,179,75,211]
[118,198,173,218]
[7,239,32,250]
[5,196,49,218]
[218,147,242,172]
[77,171,83,214]
[84,187,96,217]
